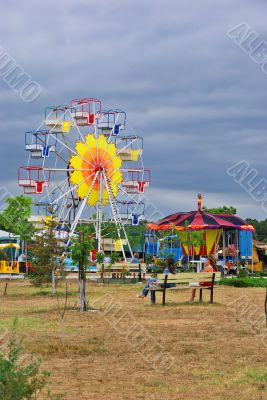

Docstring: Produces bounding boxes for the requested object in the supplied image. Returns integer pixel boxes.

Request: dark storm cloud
[0,0,267,219]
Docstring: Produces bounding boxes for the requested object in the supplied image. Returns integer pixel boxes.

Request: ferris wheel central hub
[95,165,104,173]
[68,133,123,207]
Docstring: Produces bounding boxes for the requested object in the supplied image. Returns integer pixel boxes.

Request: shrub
[0,321,50,399]
[219,276,267,288]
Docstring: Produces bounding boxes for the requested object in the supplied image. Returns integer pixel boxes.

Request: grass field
[0,279,266,400]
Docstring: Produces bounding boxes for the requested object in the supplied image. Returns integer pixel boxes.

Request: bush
[219,276,267,288]
[0,321,50,399]
[254,270,267,277]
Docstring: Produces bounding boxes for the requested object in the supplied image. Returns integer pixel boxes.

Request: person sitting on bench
[131,252,140,264]
[187,255,217,304]
[138,257,176,303]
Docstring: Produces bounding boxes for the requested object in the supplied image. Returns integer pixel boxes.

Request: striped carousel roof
[148,194,254,231]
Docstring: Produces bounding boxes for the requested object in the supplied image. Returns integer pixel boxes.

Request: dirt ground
[0,279,266,400]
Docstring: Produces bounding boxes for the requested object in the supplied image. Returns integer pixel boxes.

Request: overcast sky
[0,0,267,220]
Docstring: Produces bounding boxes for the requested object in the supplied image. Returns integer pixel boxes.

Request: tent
[148,194,254,259]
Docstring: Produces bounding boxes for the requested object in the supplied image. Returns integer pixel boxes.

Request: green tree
[202,206,237,215]
[101,220,119,241]
[0,195,34,237]
[178,222,205,262]
[30,214,64,293]
[125,221,147,252]
[96,252,105,283]
[0,196,35,270]
[246,218,267,241]
[71,225,94,311]
[0,321,49,399]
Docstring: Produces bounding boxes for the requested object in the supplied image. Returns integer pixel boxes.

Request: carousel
[147,194,255,270]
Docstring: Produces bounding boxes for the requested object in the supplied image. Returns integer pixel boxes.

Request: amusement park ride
[18,98,150,259]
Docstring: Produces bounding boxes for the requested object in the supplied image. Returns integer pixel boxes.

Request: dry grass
[0,279,266,400]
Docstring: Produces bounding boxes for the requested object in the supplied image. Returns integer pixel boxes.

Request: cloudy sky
[0,0,267,220]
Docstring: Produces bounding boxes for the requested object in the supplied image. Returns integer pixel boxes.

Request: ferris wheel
[18,98,150,259]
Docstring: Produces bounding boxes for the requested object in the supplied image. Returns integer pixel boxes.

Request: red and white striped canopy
[148,210,254,231]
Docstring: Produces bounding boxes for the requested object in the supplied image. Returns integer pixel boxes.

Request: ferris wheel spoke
[37,177,69,205]
[105,172,139,205]
[52,169,96,205]
[99,134,139,176]
[109,178,143,223]
[98,113,120,167]
[48,132,96,169]
[66,108,97,167]
[59,203,73,231]
[67,171,100,240]
[116,136,138,154]
[57,185,73,222]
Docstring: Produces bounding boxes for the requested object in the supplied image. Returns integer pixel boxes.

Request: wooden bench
[150,272,221,305]
[101,263,146,280]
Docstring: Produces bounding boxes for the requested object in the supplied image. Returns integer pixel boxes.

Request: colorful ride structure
[146,194,255,267]
[18,98,150,260]
[0,242,20,274]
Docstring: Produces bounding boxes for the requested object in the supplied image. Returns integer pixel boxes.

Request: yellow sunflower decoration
[69,134,122,206]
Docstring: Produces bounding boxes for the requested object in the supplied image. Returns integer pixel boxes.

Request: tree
[96,252,105,283]
[0,321,50,399]
[30,214,64,293]
[124,221,147,252]
[178,222,205,262]
[202,206,237,215]
[71,225,94,312]
[246,218,267,241]
[0,195,34,237]
[0,196,35,270]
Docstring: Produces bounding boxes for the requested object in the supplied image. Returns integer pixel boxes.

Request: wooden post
[138,263,142,282]
[162,275,168,305]
[3,282,8,297]
[222,230,226,262]
[210,273,215,304]
[251,240,254,274]
[265,288,267,326]
[199,288,203,303]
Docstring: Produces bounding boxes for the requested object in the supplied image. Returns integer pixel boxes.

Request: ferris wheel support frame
[103,171,134,260]
[67,171,100,243]
[96,171,104,253]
